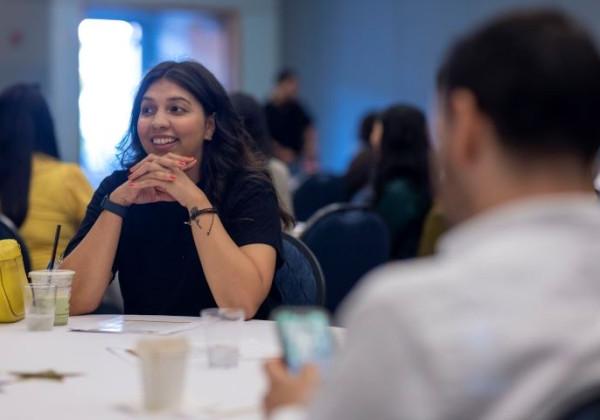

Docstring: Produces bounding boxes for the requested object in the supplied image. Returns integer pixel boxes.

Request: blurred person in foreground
[230,92,294,218]
[264,9,600,420]
[265,69,318,176]
[0,84,93,270]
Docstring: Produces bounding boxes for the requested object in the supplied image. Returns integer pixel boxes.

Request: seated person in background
[61,61,291,319]
[343,111,379,200]
[264,69,317,176]
[264,9,600,420]
[230,92,295,218]
[0,87,33,271]
[370,104,432,259]
[0,84,93,270]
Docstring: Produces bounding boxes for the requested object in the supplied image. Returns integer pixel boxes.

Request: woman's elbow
[69,302,98,315]
[214,296,259,320]
[69,293,100,315]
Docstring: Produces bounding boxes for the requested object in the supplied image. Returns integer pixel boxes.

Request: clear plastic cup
[23,283,56,331]
[29,270,74,326]
[200,308,245,368]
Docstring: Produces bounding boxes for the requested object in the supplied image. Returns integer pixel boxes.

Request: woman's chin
[150,141,179,154]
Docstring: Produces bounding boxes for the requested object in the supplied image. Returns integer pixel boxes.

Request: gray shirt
[274,194,600,420]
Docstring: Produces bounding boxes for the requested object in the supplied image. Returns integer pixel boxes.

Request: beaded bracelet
[184,207,218,235]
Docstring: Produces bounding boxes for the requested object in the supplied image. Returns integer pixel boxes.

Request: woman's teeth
[152,137,176,145]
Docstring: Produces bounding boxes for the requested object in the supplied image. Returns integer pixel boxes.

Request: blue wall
[281,0,600,173]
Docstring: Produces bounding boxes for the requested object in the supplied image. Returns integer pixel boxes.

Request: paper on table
[70,315,197,335]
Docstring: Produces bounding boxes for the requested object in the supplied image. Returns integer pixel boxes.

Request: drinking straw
[47,224,62,270]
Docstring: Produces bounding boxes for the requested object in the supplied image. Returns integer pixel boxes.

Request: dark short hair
[437,9,600,163]
[276,68,296,84]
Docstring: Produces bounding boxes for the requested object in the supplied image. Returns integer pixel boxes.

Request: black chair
[274,233,326,306]
[300,203,390,313]
[292,173,348,222]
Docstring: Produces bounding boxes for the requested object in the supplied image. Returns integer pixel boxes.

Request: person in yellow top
[1,84,93,270]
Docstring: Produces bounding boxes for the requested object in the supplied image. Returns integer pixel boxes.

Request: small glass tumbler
[23,283,56,331]
[200,308,245,368]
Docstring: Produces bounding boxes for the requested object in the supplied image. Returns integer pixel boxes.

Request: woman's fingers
[129,153,195,173]
[129,160,179,181]
[129,171,176,186]
[165,152,196,163]
[154,155,194,172]
[129,153,158,174]
[129,156,195,181]
[128,161,160,181]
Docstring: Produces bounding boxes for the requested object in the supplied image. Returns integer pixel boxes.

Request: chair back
[274,233,326,306]
[300,203,390,313]
[293,173,347,221]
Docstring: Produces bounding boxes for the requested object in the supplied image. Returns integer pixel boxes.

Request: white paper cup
[136,337,190,412]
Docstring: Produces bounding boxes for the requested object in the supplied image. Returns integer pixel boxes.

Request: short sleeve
[63,171,127,264]
[221,174,284,266]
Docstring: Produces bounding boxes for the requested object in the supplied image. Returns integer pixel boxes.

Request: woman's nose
[151,110,170,129]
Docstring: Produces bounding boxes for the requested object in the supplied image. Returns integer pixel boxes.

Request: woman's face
[137,78,215,160]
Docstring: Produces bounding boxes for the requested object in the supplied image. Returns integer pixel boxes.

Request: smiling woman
[137,79,214,163]
[60,61,293,320]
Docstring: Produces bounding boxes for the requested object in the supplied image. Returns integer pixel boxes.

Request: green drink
[54,292,71,326]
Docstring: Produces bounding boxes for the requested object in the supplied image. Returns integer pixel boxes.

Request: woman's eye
[169,105,186,114]
[140,106,155,116]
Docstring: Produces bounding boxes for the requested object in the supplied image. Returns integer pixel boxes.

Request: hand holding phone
[272,307,334,374]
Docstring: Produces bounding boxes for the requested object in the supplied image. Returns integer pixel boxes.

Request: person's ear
[447,89,488,167]
[204,114,216,141]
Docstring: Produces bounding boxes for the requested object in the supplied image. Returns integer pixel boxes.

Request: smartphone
[272,307,334,374]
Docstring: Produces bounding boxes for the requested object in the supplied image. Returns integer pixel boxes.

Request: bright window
[78,19,142,187]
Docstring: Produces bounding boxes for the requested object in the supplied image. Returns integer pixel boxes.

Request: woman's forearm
[190,212,274,319]
[60,211,123,314]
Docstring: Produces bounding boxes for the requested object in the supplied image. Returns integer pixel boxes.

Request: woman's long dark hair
[117,61,293,227]
[373,104,432,205]
[0,84,42,226]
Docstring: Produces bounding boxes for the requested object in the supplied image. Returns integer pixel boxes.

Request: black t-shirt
[264,99,312,153]
[65,170,283,319]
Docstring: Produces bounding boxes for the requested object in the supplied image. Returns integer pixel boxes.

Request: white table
[0,315,287,419]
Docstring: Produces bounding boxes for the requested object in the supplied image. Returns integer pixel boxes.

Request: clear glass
[200,308,245,368]
[28,270,75,326]
[23,284,56,331]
